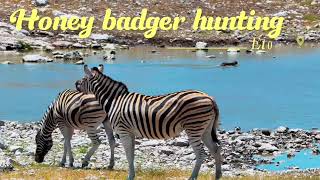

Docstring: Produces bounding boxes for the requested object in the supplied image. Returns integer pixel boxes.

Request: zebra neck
[40,105,56,138]
[92,76,129,113]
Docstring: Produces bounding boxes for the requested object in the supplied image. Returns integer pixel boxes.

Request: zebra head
[35,130,53,163]
[75,64,104,94]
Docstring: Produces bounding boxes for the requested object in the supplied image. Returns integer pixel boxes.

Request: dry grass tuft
[1,166,320,180]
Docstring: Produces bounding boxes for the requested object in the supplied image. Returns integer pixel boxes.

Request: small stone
[171,137,189,147]
[72,43,87,49]
[159,147,174,156]
[195,42,207,49]
[315,134,320,140]
[75,60,84,65]
[258,143,278,152]
[90,34,112,41]
[27,169,35,175]
[1,61,14,64]
[91,44,102,49]
[273,11,288,17]
[276,126,288,133]
[312,147,320,155]
[52,41,73,48]
[140,140,162,147]
[0,141,7,150]
[120,45,129,49]
[8,145,22,153]
[287,151,295,158]
[0,120,4,126]
[261,129,271,136]
[45,45,55,51]
[0,158,13,172]
[256,50,267,54]
[64,51,83,61]
[235,127,241,132]
[34,0,48,6]
[22,54,53,63]
[227,47,240,53]
[246,49,253,53]
[206,55,216,58]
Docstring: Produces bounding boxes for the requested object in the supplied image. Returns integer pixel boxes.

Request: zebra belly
[115,119,183,139]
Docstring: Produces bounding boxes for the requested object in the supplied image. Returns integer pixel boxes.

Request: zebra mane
[39,102,54,126]
[38,98,56,132]
[92,67,129,93]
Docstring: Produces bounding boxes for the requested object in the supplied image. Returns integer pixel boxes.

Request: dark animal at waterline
[220,61,238,67]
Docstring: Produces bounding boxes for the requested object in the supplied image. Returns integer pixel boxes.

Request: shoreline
[1,20,320,55]
[1,120,320,177]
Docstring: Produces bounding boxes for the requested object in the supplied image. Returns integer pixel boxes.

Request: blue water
[0,48,320,131]
[257,149,320,171]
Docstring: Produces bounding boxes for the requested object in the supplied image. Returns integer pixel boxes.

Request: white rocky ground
[1,120,320,176]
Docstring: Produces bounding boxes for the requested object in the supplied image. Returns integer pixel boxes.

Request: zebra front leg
[82,128,101,168]
[120,133,135,180]
[103,120,115,169]
[59,126,74,167]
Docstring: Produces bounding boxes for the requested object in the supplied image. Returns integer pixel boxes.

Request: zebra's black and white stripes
[35,89,115,168]
[75,65,222,180]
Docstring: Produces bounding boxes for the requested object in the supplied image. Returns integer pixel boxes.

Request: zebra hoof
[81,161,89,168]
[126,176,135,180]
[216,172,222,180]
[69,163,74,168]
[107,164,114,170]
[58,162,65,167]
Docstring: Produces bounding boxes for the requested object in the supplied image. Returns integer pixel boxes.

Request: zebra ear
[98,64,104,73]
[84,65,93,78]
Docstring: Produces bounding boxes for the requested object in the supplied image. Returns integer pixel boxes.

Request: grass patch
[0,166,211,180]
[1,166,320,180]
[303,14,319,22]
[17,41,33,51]
[77,146,89,154]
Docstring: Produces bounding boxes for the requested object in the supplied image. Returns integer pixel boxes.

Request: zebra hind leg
[119,133,135,180]
[102,121,116,169]
[186,130,207,180]
[82,128,101,168]
[202,127,222,180]
[59,141,67,167]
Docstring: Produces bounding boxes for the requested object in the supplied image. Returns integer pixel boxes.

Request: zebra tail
[211,98,220,143]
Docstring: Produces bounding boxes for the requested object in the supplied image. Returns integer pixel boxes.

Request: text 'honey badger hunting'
[75,64,222,180]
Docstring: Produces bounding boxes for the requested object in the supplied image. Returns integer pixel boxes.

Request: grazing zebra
[35,89,116,169]
[75,64,222,180]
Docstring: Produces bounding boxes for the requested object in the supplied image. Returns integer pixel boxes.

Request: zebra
[75,64,222,180]
[35,89,116,169]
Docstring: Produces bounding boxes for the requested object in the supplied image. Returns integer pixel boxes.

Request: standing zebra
[75,65,222,180]
[35,89,116,169]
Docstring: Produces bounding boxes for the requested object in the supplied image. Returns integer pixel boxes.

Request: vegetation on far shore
[1,165,320,180]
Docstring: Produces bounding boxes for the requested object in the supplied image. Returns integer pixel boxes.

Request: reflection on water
[0,47,320,131]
